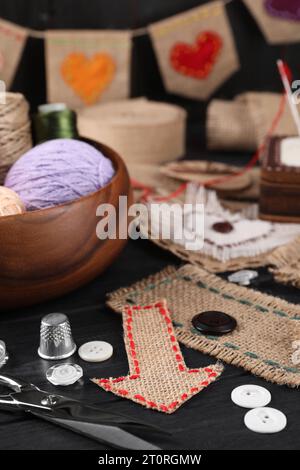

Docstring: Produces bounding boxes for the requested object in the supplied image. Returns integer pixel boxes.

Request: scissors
[0,374,167,450]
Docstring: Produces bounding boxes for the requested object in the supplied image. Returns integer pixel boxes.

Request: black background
[0,0,300,451]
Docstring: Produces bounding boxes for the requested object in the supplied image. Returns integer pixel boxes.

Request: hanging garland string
[9,0,234,40]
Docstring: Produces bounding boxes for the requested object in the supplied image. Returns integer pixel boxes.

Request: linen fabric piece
[107,264,300,387]
[139,187,300,272]
[243,0,300,44]
[0,18,28,89]
[149,1,239,100]
[93,300,223,414]
[45,30,132,108]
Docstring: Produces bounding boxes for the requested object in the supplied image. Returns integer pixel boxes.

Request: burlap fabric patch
[107,265,300,387]
[93,300,223,414]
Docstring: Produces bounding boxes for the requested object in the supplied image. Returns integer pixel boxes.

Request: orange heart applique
[61,53,116,105]
[170,31,222,80]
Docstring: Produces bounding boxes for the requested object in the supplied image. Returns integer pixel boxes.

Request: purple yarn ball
[5,139,115,210]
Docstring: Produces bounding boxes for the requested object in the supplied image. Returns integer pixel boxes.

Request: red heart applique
[170,31,223,80]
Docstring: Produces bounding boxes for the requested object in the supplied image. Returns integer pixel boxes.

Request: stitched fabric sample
[94,300,223,414]
[107,265,300,387]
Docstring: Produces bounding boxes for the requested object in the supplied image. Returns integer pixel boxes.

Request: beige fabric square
[0,19,28,89]
[45,30,132,108]
[149,1,239,100]
[243,0,300,44]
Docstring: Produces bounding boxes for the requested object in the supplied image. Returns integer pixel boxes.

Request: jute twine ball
[0,93,32,184]
[0,186,25,217]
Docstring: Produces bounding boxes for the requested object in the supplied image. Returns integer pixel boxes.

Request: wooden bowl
[0,139,132,311]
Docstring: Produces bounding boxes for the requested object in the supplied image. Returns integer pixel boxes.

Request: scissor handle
[0,374,29,392]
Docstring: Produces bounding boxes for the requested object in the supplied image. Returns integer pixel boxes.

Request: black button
[212,221,234,233]
[192,311,237,336]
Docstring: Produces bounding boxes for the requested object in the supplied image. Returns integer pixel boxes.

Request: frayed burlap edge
[147,236,270,273]
[268,236,300,289]
[107,264,300,387]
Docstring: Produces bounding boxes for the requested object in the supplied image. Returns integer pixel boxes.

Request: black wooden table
[1,236,300,450]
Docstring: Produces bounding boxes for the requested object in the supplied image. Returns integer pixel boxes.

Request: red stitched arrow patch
[93,300,223,414]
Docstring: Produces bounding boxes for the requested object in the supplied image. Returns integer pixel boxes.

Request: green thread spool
[33,103,79,144]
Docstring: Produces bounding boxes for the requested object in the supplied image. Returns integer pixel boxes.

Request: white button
[244,407,287,434]
[78,341,113,363]
[46,363,83,386]
[231,385,271,408]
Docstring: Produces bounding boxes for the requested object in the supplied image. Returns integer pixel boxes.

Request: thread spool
[33,103,79,144]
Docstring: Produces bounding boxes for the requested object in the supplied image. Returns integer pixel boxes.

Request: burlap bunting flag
[149,0,239,100]
[0,18,27,89]
[243,0,300,44]
[45,30,132,108]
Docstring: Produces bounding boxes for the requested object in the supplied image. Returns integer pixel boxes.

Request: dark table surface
[1,233,300,450]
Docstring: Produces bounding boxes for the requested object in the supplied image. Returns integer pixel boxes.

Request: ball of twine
[0,93,32,184]
[0,186,25,217]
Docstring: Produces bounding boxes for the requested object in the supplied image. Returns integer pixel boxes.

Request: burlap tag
[93,300,223,414]
[149,1,239,100]
[0,19,28,89]
[207,92,299,152]
[107,265,300,387]
[268,236,300,289]
[243,0,300,44]
[45,30,131,108]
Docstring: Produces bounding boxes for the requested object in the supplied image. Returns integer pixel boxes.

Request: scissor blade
[30,410,160,450]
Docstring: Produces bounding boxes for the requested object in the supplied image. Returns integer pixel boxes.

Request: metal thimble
[38,313,77,360]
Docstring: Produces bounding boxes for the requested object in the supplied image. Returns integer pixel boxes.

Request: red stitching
[112,377,125,383]
[147,401,158,408]
[98,362,220,412]
[160,405,168,412]
[134,394,146,402]
[169,401,179,409]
